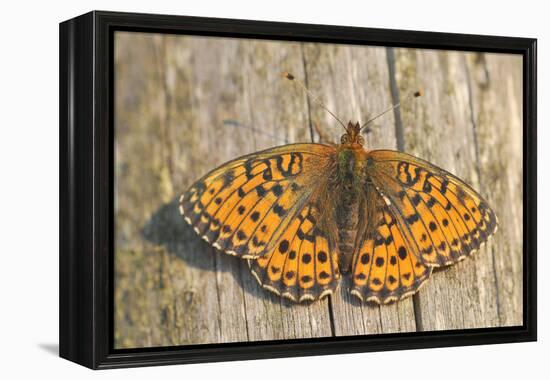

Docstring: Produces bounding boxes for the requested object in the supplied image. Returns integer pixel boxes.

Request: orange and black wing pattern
[350,149,498,303]
[180,142,498,304]
[248,193,341,302]
[369,150,498,266]
[179,143,335,258]
[179,143,342,301]
[350,185,432,303]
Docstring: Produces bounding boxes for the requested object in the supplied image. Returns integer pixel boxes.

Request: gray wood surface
[113,32,523,348]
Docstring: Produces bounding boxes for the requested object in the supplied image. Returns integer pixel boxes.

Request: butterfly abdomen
[336,192,360,274]
[333,146,368,273]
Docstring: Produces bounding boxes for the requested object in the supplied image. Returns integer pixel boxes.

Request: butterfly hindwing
[367,150,498,268]
[350,193,432,303]
[179,144,335,259]
[248,197,341,302]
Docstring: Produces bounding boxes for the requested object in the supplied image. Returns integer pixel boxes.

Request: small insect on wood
[179,72,498,304]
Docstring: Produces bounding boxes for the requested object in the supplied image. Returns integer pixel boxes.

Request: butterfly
[178,76,498,304]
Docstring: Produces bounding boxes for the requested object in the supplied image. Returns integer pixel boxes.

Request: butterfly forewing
[367,150,498,267]
[180,143,333,258]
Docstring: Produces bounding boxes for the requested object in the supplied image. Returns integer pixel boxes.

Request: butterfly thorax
[333,140,369,273]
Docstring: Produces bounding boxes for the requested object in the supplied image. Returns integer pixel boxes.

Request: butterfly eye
[357,135,365,146]
[341,134,350,144]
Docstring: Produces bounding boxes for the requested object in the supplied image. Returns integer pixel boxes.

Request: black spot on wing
[406,213,420,225]
[273,204,286,217]
[374,235,385,247]
[398,246,407,260]
[252,236,266,248]
[236,230,247,241]
[255,185,267,197]
[272,184,284,196]
[440,179,449,194]
[244,159,255,180]
[279,240,289,253]
[250,211,260,222]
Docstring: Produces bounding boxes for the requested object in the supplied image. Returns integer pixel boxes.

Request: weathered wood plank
[466,53,523,326]
[114,33,523,348]
[116,34,228,347]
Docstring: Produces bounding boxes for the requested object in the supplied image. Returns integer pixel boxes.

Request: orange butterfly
[179,75,498,304]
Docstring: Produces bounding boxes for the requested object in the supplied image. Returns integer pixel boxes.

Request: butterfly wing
[369,150,498,266]
[179,143,336,259]
[350,183,432,303]
[248,190,341,302]
[350,149,498,303]
[180,143,342,302]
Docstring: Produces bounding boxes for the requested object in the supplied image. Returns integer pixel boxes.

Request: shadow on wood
[142,196,309,307]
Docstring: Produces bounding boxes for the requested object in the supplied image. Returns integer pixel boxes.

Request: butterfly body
[179,121,498,303]
[332,124,379,274]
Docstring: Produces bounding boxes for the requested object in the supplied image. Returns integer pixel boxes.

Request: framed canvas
[59,10,537,369]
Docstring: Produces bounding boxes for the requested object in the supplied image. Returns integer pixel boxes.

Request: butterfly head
[341,121,365,146]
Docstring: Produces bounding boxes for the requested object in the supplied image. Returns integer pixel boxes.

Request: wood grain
[114,32,523,348]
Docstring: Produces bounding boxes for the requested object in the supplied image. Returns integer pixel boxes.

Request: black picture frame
[59,10,537,369]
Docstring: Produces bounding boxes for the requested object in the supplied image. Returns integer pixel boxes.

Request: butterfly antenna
[283,72,348,131]
[360,90,423,130]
